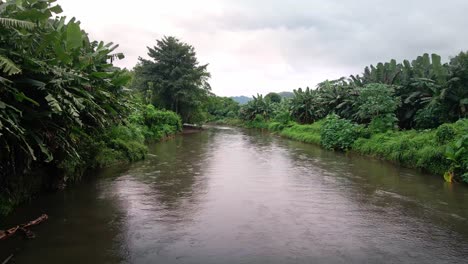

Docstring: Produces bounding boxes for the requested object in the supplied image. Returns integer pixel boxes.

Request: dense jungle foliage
[233,53,468,183]
[0,0,183,215]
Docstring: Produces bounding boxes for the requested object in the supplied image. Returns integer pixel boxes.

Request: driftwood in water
[1,254,13,264]
[0,214,48,240]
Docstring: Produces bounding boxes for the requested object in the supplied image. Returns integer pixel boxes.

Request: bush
[107,125,145,144]
[245,114,269,129]
[109,139,147,162]
[355,83,399,122]
[414,106,448,129]
[436,123,456,144]
[445,135,468,183]
[273,109,291,125]
[132,104,183,141]
[368,114,398,133]
[96,124,148,167]
[321,114,360,150]
[94,105,183,167]
[143,105,182,132]
[95,147,127,167]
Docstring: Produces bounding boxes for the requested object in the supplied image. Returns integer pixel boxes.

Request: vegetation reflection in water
[2,128,468,263]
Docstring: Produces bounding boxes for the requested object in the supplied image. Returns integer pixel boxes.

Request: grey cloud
[64,0,468,95]
[177,0,468,67]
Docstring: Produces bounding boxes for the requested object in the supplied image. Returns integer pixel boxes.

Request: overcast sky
[59,0,468,96]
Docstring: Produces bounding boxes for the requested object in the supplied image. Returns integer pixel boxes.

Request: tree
[204,96,240,120]
[239,94,274,121]
[353,83,400,132]
[316,78,358,120]
[135,36,211,123]
[355,83,399,121]
[446,51,468,119]
[265,92,282,103]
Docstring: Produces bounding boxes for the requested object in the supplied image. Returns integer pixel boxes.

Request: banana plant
[445,135,468,183]
[0,0,130,184]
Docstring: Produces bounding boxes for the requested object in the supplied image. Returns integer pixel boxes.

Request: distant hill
[231,91,294,104]
[278,91,294,98]
[230,96,252,104]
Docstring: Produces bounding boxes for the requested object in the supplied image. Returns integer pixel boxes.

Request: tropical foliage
[133,36,211,123]
[0,0,129,180]
[280,53,467,129]
[320,114,360,151]
[204,95,240,121]
[0,0,182,215]
[231,51,468,183]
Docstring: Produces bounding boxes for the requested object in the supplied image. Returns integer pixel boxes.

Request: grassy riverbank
[221,117,468,183]
[0,1,190,216]
[0,103,182,216]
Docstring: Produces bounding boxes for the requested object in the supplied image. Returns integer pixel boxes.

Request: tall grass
[279,121,324,145]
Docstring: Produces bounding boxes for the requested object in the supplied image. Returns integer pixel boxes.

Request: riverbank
[213,117,468,183]
[0,105,183,217]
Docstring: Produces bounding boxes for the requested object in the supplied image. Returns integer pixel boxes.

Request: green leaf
[0,54,21,75]
[0,17,35,29]
[45,94,62,113]
[32,135,53,162]
[15,92,40,106]
[91,72,113,78]
[66,22,83,50]
[49,5,63,14]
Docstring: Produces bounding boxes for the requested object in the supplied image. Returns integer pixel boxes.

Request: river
[1,126,468,263]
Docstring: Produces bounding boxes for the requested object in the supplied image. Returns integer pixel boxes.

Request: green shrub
[368,114,398,133]
[436,123,456,144]
[95,147,128,167]
[143,105,182,132]
[355,83,399,122]
[414,106,448,129]
[355,125,372,139]
[273,110,291,125]
[321,114,360,150]
[445,135,468,183]
[107,125,145,144]
[109,139,147,162]
[245,114,269,129]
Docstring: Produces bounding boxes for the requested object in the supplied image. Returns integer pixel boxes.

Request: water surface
[2,127,468,263]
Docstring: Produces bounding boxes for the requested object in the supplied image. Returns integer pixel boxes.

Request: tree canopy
[134,36,211,123]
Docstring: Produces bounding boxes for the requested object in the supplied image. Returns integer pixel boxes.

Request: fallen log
[0,214,48,240]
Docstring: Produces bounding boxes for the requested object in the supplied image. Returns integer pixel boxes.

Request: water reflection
[0,165,132,263]
[2,127,468,263]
